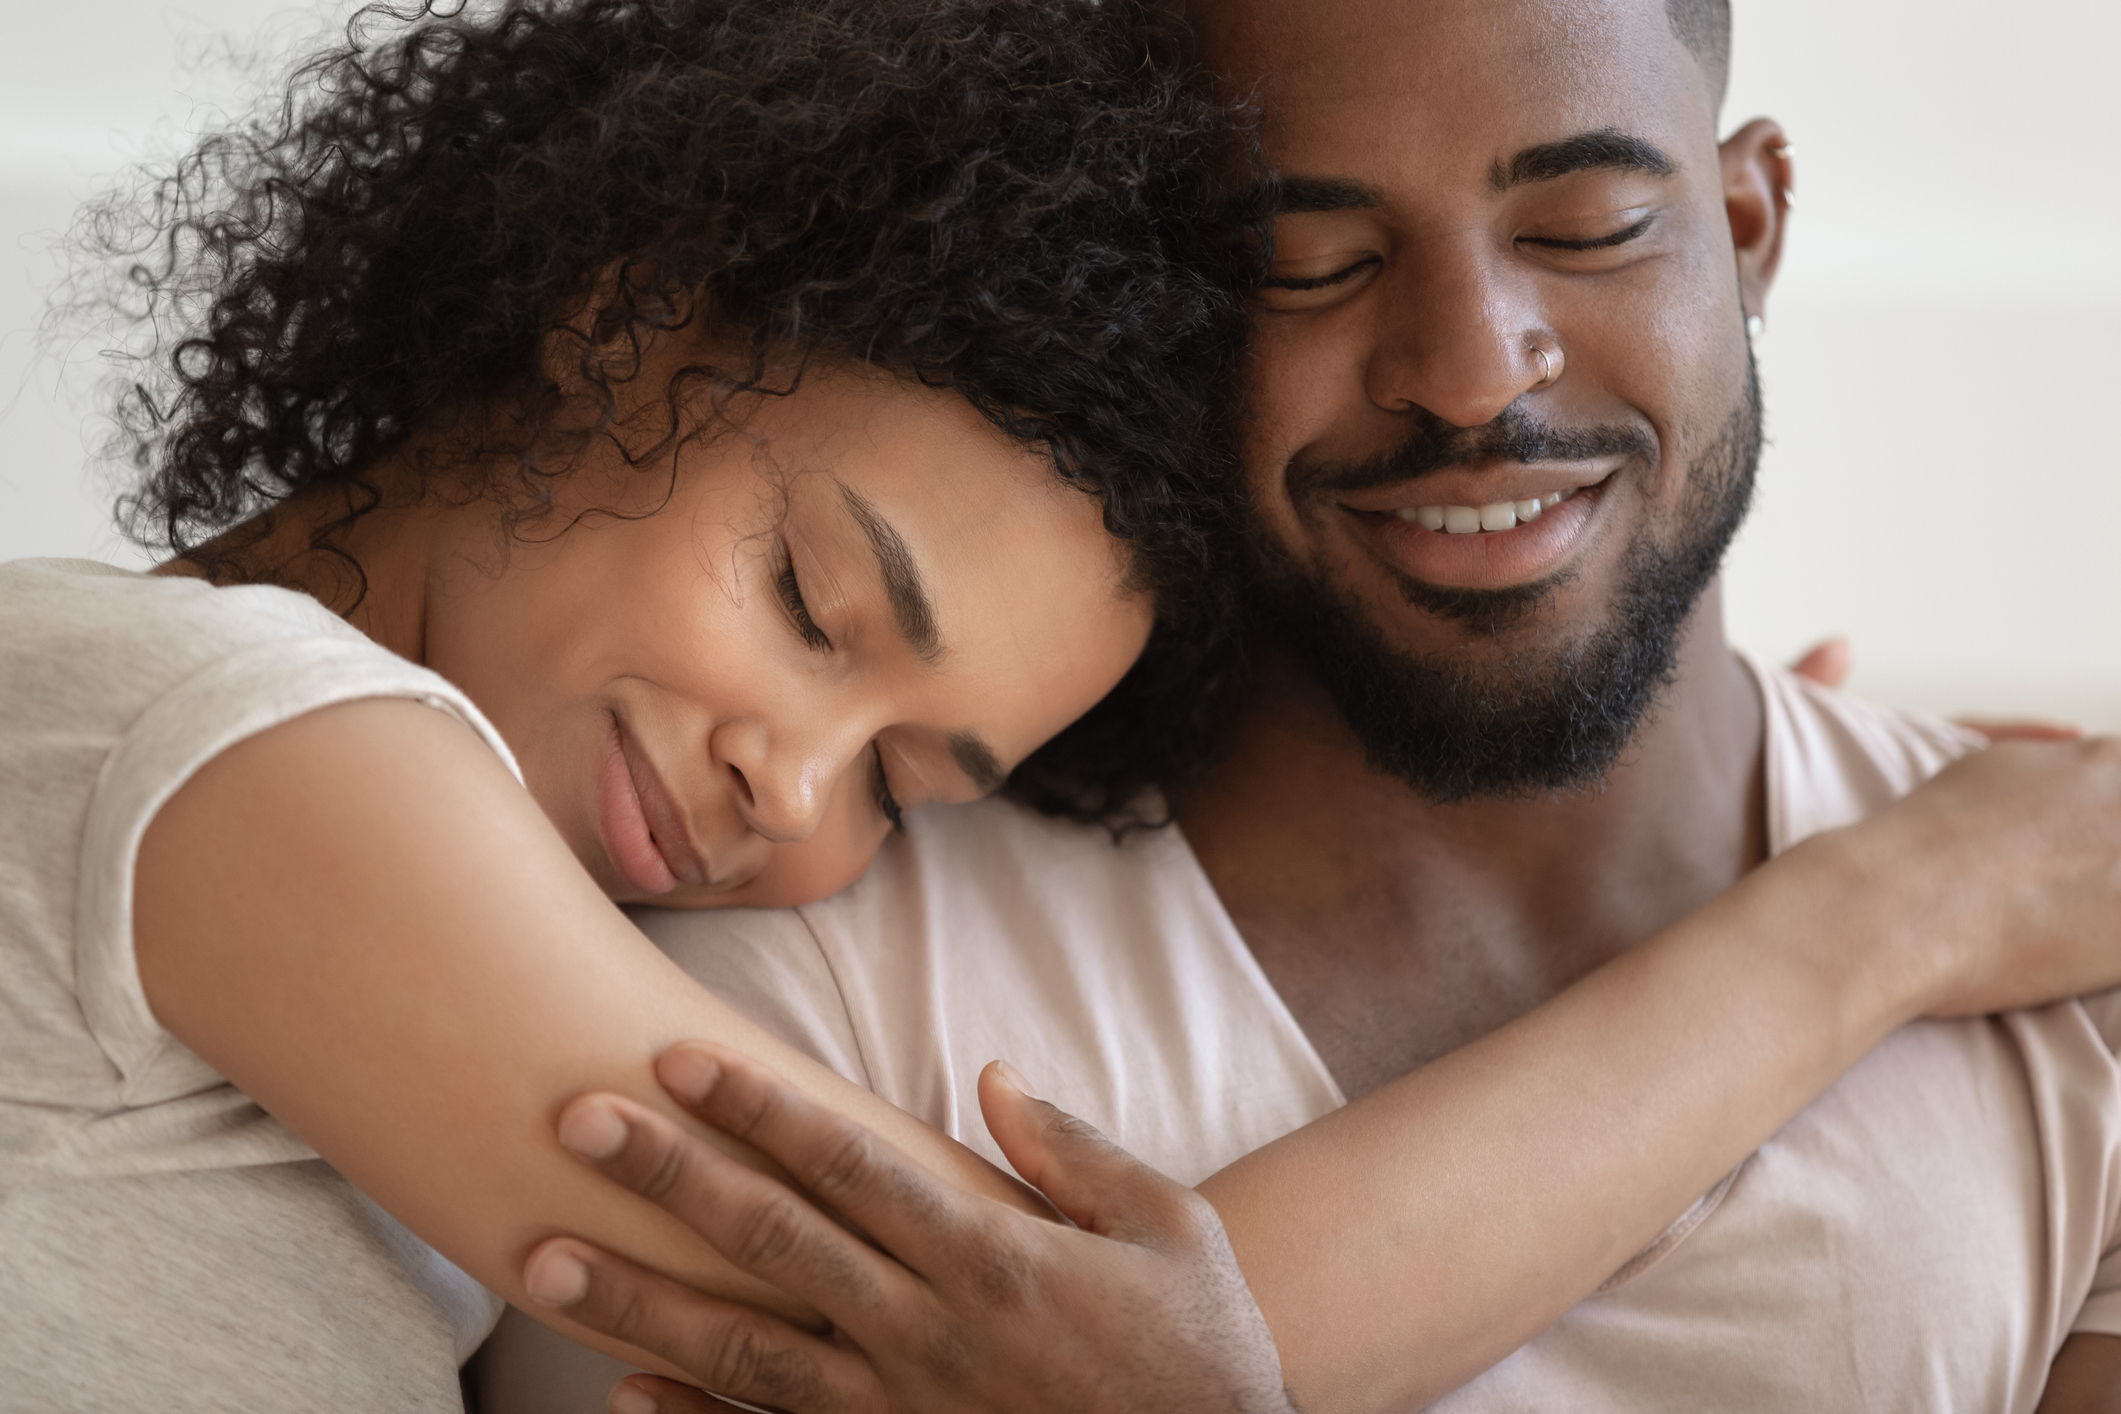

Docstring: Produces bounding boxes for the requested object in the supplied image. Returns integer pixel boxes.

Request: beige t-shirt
[482,653,2121,1413]
[0,558,510,1412]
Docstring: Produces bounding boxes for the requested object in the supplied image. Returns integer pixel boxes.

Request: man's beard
[1249,365,1763,803]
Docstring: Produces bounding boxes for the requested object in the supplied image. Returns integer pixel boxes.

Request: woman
[4,0,2118,1410]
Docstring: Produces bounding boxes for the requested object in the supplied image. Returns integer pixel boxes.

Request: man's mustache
[1289,405,1657,499]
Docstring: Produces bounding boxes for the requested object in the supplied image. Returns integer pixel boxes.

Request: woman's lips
[1342,475,1610,589]
[595,717,683,896]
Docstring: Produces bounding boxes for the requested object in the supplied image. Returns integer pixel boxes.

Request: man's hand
[522,1044,1296,1414]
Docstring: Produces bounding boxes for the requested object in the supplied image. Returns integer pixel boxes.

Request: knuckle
[805,1124,885,1207]
[593,1275,658,1348]
[627,1128,696,1208]
[729,1188,813,1275]
[688,1315,835,1412]
[688,1311,773,1394]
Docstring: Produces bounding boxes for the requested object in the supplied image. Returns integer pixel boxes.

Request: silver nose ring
[1530,343,1560,387]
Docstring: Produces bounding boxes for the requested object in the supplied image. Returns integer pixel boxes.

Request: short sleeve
[75,635,520,1105]
[632,903,873,1087]
[2068,990,2121,1337]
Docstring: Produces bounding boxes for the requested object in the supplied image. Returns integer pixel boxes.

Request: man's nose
[1364,247,1550,429]
[707,718,831,845]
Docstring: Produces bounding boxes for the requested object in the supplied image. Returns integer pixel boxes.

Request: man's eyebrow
[1260,174,1384,215]
[1491,128,1676,190]
[949,729,1006,795]
[837,483,942,663]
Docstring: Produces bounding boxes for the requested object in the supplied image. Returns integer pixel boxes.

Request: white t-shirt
[0,558,511,1411]
[480,653,2121,1413]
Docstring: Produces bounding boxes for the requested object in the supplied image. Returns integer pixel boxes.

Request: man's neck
[1176,585,1767,1099]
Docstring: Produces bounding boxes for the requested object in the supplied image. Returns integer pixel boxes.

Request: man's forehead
[1196,0,1706,154]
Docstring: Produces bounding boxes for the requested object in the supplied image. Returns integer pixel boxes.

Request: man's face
[1207,0,1772,799]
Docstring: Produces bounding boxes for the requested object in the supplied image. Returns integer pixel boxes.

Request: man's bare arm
[2039,1334,2121,1413]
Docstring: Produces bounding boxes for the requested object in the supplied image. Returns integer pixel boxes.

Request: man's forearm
[2038,1334,2121,1413]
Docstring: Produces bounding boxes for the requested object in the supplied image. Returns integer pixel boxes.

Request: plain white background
[3,0,2116,727]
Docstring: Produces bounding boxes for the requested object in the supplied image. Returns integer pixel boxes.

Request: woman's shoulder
[0,556,508,766]
[1,556,362,676]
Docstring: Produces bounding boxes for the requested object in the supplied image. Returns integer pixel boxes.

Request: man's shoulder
[641,796,1338,1177]
[634,797,1236,1084]
[1741,650,1985,851]
[798,795,1212,947]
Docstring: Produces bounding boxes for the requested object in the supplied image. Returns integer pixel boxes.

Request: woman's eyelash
[1258,255,1382,292]
[1519,212,1657,251]
[776,547,830,651]
[871,743,904,832]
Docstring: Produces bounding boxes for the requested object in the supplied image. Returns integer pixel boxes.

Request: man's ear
[1719,117,1794,323]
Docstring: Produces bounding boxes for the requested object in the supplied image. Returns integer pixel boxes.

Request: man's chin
[1248,372,1762,803]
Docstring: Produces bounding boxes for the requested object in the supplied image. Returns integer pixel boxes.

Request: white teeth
[1400,488,1577,533]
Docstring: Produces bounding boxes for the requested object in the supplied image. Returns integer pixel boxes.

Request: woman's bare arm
[134,699,1045,1376]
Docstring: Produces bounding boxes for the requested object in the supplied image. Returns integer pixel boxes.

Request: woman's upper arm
[131,697,1026,1369]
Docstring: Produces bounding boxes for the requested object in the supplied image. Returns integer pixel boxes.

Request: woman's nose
[707,717,830,844]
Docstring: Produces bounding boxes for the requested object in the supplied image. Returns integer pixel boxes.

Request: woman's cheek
[727,810,891,910]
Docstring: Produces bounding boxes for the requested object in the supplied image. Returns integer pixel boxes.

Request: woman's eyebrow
[949,729,1006,795]
[836,483,944,663]
[1260,174,1384,215]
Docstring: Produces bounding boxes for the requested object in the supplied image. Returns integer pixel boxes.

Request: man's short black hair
[1666,0,1731,106]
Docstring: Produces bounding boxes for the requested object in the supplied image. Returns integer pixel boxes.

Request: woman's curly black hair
[89,0,1266,826]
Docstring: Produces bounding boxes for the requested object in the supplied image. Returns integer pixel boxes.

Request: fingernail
[995,1060,1040,1100]
[658,1044,719,1106]
[608,1382,657,1414]
[557,1097,628,1160]
[524,1245,589,1306]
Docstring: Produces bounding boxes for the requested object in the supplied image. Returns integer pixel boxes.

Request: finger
[556,1090,908,1330]
[655,1043,1008,1271]
[976,1060,1213,1252]
[1954,716,2085,743]
[607,1374,754,1414]
[523,1236,873,1413]
[1788,635,1853,690]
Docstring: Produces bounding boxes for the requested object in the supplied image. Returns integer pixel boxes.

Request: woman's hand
[524,1043,1295,1414]
[1810,736,2121,1019]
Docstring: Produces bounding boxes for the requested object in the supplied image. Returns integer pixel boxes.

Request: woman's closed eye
[1252,254,1383,312]
[1258,254,1382,292]
[776,545,831,651]
[870,742,905,831]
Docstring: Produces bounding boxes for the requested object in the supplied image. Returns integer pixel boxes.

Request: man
[481,0,2121,1408]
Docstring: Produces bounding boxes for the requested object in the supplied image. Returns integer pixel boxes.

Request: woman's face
[422,370,1153,908]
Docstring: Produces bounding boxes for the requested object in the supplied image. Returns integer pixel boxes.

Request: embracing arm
[134,698,1045,1375]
